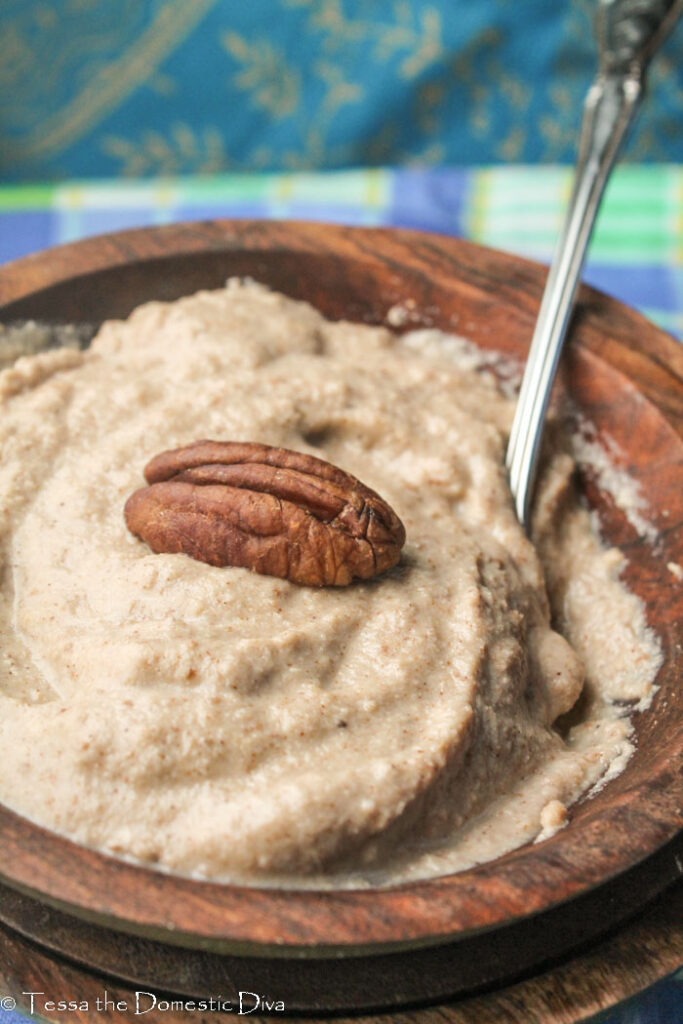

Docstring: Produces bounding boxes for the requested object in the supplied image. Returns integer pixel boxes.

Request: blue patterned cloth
[1,0,681,182]
[591,968,683,1024]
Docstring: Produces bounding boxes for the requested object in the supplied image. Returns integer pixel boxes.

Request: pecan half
[124,441,406,587]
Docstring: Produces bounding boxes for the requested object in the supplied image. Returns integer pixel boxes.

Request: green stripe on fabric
[0,184,55,209]
[468,164,681,264]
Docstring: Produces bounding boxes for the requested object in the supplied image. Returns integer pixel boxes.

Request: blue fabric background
[1,0,681,182]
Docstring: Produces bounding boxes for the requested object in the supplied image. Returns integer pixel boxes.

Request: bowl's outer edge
[0,220,680,955]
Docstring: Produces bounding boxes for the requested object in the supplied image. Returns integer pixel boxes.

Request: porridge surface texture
[0,280,661,885]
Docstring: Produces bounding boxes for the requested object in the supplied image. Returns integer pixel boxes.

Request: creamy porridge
[0,281,661,886]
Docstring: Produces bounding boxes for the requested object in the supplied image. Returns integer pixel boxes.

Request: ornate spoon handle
[505,0,682,529]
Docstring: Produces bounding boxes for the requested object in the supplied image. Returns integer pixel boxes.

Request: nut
[124,441,406,586]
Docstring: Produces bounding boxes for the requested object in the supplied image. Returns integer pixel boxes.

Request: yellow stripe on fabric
[365,168,385,208]
[275,175,295,202]
[674,169,683,265]
[466,167,492,241]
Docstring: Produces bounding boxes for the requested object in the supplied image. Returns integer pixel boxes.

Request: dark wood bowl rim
[0,220,680,955]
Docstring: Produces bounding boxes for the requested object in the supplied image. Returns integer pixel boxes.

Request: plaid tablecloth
[0,165,681,1023]
[0,165,681,338]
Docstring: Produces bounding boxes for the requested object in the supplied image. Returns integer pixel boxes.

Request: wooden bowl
[0,221,681,1013]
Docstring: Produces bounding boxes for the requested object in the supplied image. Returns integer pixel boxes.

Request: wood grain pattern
[0,842,680,1013]
[1,880,681,1022]
[0,222,680,1010]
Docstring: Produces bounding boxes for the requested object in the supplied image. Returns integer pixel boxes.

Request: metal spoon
[506,0,682,530]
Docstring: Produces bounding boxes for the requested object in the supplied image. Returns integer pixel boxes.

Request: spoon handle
[506,0,682,530]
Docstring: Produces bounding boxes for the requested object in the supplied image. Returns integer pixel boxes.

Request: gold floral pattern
[0,0,679,181]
